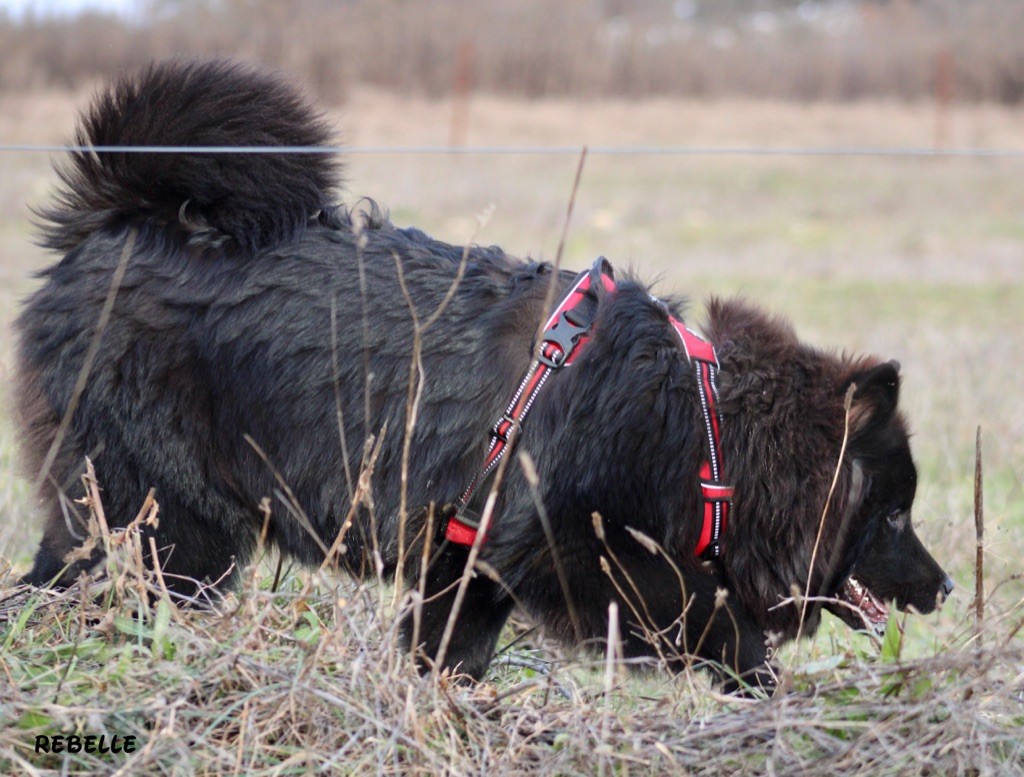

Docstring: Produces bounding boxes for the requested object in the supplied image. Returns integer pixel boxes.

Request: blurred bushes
[0,0,1021,104]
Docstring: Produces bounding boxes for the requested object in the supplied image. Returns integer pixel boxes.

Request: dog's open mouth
[838,575,890,637]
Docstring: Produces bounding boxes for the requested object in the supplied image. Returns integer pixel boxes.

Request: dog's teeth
[841,576,890,630]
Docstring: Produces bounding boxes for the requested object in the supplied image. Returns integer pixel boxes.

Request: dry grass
[0,502,1021,775]
[0,91,1022,775]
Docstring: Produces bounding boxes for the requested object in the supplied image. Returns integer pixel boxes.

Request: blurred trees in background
[0,0,1020,104]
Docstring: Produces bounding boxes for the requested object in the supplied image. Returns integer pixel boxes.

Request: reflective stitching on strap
[670,316,732,559]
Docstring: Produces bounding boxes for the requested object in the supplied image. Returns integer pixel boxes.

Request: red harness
[669,318,734,558]
[442,258,732,559]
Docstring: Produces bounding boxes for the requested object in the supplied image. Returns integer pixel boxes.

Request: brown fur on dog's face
[705,300,950,640]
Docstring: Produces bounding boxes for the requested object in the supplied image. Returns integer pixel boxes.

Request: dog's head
[699,299,952,640]
[825,361,953,635]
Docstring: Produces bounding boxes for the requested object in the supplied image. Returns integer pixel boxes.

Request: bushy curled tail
[39,58,340,254]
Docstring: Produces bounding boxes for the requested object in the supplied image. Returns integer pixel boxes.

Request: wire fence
[1,144,1023,159]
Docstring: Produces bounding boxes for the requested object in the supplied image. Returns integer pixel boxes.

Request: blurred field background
[2,0,1024,104]
[0,0,1022,774]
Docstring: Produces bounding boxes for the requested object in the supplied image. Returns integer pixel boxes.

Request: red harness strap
[443,259,732,561]
[444,258,616,545]
[669,319,733,559]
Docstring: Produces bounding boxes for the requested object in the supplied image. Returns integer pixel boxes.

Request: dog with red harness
[17,60,952,692]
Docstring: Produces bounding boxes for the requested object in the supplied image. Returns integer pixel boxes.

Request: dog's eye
[887,508,905,528]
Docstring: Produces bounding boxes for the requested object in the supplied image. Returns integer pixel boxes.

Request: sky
[0,0,142,18]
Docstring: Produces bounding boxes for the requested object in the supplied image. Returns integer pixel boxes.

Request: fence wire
[1,144,1023,158]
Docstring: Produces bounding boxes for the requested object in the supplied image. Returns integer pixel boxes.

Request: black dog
[17,60,952,690]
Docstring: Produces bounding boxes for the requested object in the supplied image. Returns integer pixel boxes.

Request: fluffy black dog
[17,60,952,691]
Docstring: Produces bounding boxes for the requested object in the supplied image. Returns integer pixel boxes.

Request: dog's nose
[940,575,955,598]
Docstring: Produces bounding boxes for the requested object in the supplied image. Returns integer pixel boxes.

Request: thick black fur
[17,60,951,692]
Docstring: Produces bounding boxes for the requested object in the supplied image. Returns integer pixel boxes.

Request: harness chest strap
[443,259,732,560]
[670,319,733,559]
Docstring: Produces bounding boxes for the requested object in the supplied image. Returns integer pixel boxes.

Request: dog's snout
[940,575,954,598]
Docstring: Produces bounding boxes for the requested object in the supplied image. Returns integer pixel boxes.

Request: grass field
[0,90,1022,775]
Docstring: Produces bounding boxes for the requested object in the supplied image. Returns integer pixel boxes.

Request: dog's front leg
[677,570,777,695]
[401,542,514,681]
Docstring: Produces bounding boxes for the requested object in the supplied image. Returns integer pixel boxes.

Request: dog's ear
[843,360,901,435]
